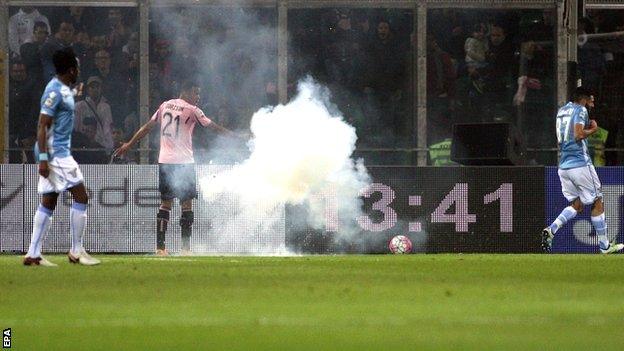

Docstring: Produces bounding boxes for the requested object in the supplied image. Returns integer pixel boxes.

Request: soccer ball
[388,235,412,254]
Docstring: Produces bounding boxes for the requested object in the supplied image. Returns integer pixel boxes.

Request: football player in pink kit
[114,80,236,255]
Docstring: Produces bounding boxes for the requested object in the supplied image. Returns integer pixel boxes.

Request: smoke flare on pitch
[199,78,371,241]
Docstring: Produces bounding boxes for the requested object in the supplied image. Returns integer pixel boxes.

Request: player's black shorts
[158,163,197,202]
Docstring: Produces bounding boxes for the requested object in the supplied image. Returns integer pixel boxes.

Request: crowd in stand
[8,6,138,164]
[427,9,556,165]
[7,6,624,166]
[289,8,413,151]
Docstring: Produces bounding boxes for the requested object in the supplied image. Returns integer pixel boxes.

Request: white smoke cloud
[199,77,371,244]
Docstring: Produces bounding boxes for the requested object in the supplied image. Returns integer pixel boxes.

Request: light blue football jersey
[556,102,592,170]
[35,77,75,160]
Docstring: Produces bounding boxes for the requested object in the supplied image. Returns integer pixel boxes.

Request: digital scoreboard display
[288,167,545,253]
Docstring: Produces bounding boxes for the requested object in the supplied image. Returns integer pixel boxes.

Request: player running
[23,48,100,266]
[542,87,623,254]
[114,80,237,255]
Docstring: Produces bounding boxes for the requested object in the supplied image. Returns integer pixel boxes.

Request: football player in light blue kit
[542,87,623,254]
[23,48,100,266]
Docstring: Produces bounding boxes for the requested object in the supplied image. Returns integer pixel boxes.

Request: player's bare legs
[180,199,193,255]
[24,193,59,266]
[156,199,173,255]
[67,184,100,265]
[542,198,582,252]
[590,197,603,217]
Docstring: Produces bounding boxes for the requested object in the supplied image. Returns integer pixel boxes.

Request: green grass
[1,254,624,350]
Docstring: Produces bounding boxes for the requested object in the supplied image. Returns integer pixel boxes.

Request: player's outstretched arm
[208,121,246,139]
[114,119,157,156]
[37,114,53,178]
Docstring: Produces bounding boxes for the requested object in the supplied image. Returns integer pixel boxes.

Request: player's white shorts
[558,165,602,205]
[38,155,84,194]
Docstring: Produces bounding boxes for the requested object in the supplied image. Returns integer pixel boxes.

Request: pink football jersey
[150,98,212,164]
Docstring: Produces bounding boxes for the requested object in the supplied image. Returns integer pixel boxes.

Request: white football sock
[550,206,577,234]
[591,213,609,250]
[70,202,87,255]
[26,205,53,258]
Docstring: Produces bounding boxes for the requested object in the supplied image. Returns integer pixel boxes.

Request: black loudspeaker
[451,123,525,165]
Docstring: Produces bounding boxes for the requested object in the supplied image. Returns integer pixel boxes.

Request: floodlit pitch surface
[1,255,623,350]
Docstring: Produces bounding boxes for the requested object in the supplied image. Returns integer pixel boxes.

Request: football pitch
[1,254,623,350]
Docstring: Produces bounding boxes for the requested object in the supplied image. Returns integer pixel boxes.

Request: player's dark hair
[572,87,592,102]
[180,79,199,93]
[53,47,78,75]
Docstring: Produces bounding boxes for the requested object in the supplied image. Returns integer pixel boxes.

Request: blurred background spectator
[74,76,114,150]
[72,117,110,164]
[427,35,456,144]
[8,6,50,58]
[19,21,48,87]
[40,18,74,81]
[8,61,37,163]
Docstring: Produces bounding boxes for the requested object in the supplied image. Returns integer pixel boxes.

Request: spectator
[153,39,173,98]
[74,76,114,150]
[122,31,138,56]
[73,29,91,64]
[71,117,110,164]
[123,31,139,73]
[40,19,74,81]
[107,8,129,52]
[171,36,198,83]
[106,8,131,75]
[19,21,48,84]
[481,23,516,122]
[427,35,456,100]
[514,40,553,148]
[92,49,128,124]
[465,23,488,67]
[578,17,606,94]
[68,6,88,32]
[353,12,374,48]
[365,19,407,137]
[323,10,363,88]
[8,61,38,163]
[90,30,109,52]
[367,19,406,92]
[429,9,467,63]
[83,29,109,76]
[427,35,457,142]
[8,6,51,57]
[464,23,490,121]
